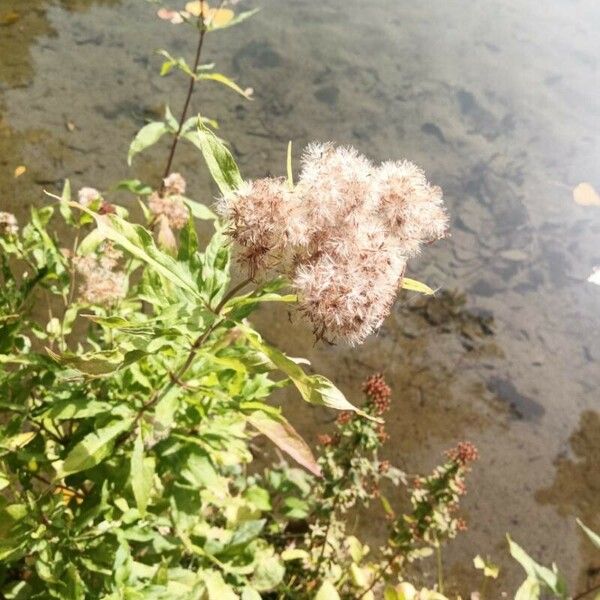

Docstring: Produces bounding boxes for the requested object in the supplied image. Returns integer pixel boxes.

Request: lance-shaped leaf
[46,347,146,377]
[184,125,242,195]
[197,73,252,99]
[128,121,169,165]
[577,519,600,549]
[79,210,202,300]
[241,327,372,419]
[247,411,321,476]
[401,277,435,295]
[131,430,155,515]
[58,418,134,477]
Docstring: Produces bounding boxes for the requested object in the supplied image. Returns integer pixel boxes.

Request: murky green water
[1,0,600,594]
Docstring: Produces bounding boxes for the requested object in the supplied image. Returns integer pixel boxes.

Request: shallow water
[1,0,599,594]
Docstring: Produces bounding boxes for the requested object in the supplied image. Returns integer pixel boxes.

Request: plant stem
[435,541,444,594]
[161,11,207,187]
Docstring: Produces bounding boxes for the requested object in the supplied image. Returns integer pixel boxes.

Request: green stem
[435,541,444,594]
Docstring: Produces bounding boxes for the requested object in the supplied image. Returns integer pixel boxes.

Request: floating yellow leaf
[573,182,600,206]
[0,11,20,26]
[206,7,234,27]
[14,165,26,178]
[183,1,234,26]
[401,277,435,295]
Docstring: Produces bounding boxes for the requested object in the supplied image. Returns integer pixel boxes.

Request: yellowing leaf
[184,1,208,17]
[315,581,340,600]
[14,165,26,178]
[206,7,234,27]
[573,182,600,206]
[401,277,435,295]
[247,411,321,476]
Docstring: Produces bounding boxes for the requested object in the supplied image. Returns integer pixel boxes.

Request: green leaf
[315,581,341,600]
[401,277,435,295]
[507,535,567,599]
[577,519,600,549]
[58,418,134,476]
[131,430,155,516]
[242,327,370,418]
[128,121,169,165]
[247,411,321,476]
[46,347,146,376]
[204,571,239,600]
[116,179,153,196]
[515,577,541,600]
[473,555,500,579]
[197,73,252,99]
[184,125,242,195]
[287,141,294,189]
[251,553,285,592]
[87,211,202,300]
[59,179,74,224]
[180,197,218,221]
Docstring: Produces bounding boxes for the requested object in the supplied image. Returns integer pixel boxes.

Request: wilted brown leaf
[248,411,322,477]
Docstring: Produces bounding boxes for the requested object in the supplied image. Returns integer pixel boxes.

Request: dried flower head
[374,160,448,256]
[217,178,295,274]
[78,187,102,207]
[218,142,447,344]
[148,192,189,230]
[163,172,187,196]
[0,212,18,236]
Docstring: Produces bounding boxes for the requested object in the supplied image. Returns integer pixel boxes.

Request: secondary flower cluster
[218,143,448,344]
[148,172,189,231]
[0,212,18,236]
[72,242,127,305]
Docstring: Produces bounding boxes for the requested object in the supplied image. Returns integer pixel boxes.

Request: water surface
[1,0,599,594]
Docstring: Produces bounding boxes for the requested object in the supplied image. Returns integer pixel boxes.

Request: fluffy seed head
[374,160,448,256]
[217,178,295,274]
[218,143,447,344]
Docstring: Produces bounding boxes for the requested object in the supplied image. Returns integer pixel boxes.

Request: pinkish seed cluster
[148,173,189,231]
[218,143,448,344]
[362,373,392,415]
[446,441,479,465]
[0,212,18,236]
[73,242,127,306]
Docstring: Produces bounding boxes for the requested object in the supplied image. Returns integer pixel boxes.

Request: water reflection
[0,0,599,593]
[536,410,600,589]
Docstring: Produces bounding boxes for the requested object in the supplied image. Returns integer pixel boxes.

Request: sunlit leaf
[197,72,253,99]
[287,141,294,189]
[58,418,134,477]
[241,327,371,418]
[128,121,169,165]
[401,277,435,295]
[507,535,568,599]
[315,581,341,600]
[83,211,202,300]
[14,166,26,178]
[184,125,242,195]
[577,519,600,549]
[131,430,155,516]
[247,411,321,476]
[473,554,500,578]
[573,182,600,206]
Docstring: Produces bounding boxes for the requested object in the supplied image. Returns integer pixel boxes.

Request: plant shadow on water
[1,0,600,594]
